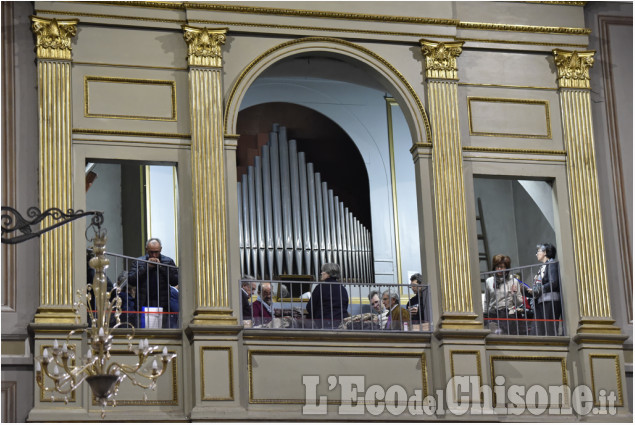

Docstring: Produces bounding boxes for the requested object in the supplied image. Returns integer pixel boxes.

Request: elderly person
[305,263,349,329]
[382,289,411,331]
[252,282,273,326]
[484,254,524,335]
[527,243,561,336]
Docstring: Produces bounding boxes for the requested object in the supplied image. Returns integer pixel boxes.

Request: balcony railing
[481,261,565,336]
[240,279,433,332]
[98,252,180,329]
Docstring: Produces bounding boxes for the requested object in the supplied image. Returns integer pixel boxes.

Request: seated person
[382,289,411,331]
[484,254,525,335]
[406,273,430,324]
[251,282,273,326]
[369,290,389,329]
[305,263,349,329]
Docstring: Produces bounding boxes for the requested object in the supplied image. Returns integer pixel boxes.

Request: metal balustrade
[481,261,565,336]
[240,279,433,331]
[97,252,180,329]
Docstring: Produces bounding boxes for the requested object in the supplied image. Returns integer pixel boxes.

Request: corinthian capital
[420,39,464,80]
[182,25,228,68]
[31,16,78,60]
[553,49,595,89]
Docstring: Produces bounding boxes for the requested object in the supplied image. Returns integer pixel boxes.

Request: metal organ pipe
[237,125,374,283]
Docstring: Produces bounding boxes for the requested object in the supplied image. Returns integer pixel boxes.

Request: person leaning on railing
[406,273,430,324]
[305,263,349,329]
[127,238,179,328]
[484,254,524,335]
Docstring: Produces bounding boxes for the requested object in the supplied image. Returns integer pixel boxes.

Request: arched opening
[228,41,426,286]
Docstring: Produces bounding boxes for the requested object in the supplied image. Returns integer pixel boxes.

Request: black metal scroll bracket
[1,206,104,245]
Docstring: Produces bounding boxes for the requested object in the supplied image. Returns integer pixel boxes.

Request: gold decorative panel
[449,350,482,403]
[589,354,624,407]
[248,350,428,404]
[91,350,178,406]
[467,97,552,139]
[201,347,234,401]
[489,356,568,407]
[84,76,177,121]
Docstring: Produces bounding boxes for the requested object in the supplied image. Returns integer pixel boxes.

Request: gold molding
[200,346,234,401]
[589,353,624,407]
[185,3,458,26]
[182,25,227,68]
[73,128,190,139]
[91,349,178,406]
[467,97,552,139]
[39,344,77,403]
[74,61,187,71]
[449,350,483,403]
[458,21,590,35]
[553,49,595,89]
[463,155,566,163]
[224,36,432,144]
[31,16,78,60]
[84,76,177,121]
[35,9,186,25]
[463,146,566,156]
[489,355,568,406]
[188,17,455,40]
[459,82,557,91]
[455,37,588,49]
[248,349,428,404]
[420,39,464,80]
[385,98,403,285]
[38,3,590,35]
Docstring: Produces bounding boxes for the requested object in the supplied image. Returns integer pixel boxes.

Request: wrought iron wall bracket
[1,206,104,244]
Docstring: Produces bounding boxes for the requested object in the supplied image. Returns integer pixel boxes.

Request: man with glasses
[128,238,179,328]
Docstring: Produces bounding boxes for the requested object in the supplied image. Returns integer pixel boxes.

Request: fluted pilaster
[183,25,235,325]
[554,49,620,335]
[31,17,78,324]
[421,40,480,329]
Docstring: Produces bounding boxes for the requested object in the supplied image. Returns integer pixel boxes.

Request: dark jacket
[128,254,179,310]
[406,285,431,323]
[537,260,560,303]
[241,288,252,320]
[306,277,349,320]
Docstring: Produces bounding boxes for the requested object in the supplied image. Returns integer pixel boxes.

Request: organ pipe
[238,125,374,283]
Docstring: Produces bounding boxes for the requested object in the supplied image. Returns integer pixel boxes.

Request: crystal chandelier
[1,207,176,418]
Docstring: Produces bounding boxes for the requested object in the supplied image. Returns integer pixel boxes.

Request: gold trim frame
[463,146,566,156]
[385,98,403,286]
[449,350,483,404]
[90,349,178,406]
[467,97,552,139]
[588,353,624,407]
[200,346,234,401]
[248,349,428,404]
[489,355,568,407]
[73,128,190,138]
[83,76,177,121]
[39,344,77,403]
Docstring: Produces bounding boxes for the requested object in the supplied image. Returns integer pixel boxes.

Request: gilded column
[554,49,621,335]
[420,40,480,329]
[183,26,236,325]
[31,17,78,324]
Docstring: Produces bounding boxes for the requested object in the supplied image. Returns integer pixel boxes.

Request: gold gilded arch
[223,36,431,145]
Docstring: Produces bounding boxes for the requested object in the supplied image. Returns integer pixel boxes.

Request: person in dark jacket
[527,243,561,336]
[306,263,349,329]
[128,238,179,328]
[406,273,431,325]
[240,276,257,321]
